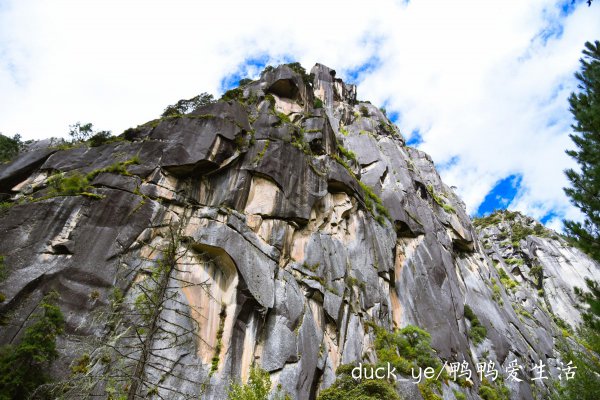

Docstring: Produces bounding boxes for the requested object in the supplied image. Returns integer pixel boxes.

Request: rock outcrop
[0,63,598,400]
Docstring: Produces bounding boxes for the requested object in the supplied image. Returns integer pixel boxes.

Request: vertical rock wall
[0,64,598,400]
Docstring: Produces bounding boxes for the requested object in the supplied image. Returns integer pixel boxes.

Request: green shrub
[0,133,23,163]
[253,140,271,163]
[478,379,510,400]
[473,212,503,228]
[0,291,65,399]
[48,171,92,196]
[504,258,524,266]
[88,131,114,147]
[359,105,369,117]
[317,364,400,400]
[161,92,215,117]
[453,390,467,400]
[314,98,323,108]
[357,181,390,223]
[337,144,357,163]
[463,305,487,344]
[228,366,290,400]
[368,322,441,376]
[511,223,534,244]
[285,62,312,85]
[490,279,502,304]
[418,379,442,400]
[276,112,291,124]
[221,88,244,102]
[426,185,455,214]
[497,268,519,291]
[210,305,227,375]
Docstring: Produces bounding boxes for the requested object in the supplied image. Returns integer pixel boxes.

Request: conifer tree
[563,40,600,262]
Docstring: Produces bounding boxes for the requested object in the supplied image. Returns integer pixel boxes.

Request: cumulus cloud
[1,0,598,225]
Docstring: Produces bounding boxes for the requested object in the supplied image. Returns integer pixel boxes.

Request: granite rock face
[0,64,598,400]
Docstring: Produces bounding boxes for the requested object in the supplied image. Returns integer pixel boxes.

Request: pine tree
[563,40,600,262]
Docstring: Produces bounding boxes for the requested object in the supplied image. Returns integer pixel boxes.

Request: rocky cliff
[0,63,598,400]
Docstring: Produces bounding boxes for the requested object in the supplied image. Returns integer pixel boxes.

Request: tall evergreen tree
[563,40,600,262]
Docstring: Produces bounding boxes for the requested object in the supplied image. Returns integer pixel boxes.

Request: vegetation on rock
[161,92,215,117]
[316,364,400,400]
[0,291,65,399]
[563,40,600,263]
[228,366,291,400]
[464,305,488,344]
[0,133,24,163]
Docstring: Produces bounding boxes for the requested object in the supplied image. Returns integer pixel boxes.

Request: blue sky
[1,0,599,230]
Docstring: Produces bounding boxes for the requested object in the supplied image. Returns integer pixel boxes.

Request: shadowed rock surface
[0,63,598,400]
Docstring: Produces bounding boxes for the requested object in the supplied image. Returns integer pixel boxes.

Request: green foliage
[68,122,94,142]
[317,364,400,400]
[510,223,534,246]
[253,140,271,163]
[0,202,13,215]
[426,185,455,214]
[368,322,441,377]
[529,265,543,287]
[303,262,320,272]
[0,291,65,399]
[71,353,91,375]
[473,211,505,228]
[228,366,290,400]
[239,78,253,86]
[285,62,312,85]
[453,390,467,400]
[68,122,115,146]
[574,279,600,345]
[491,278,503,305]
[337,144,357,163]
[563,41,600,262]
[0,133,24,163]
[221,88,244,102]
[161,92,215,117]
[46,157,139,199]
[552,279,600,399]
[276,112,291,125]
[497,267,519,291]
[463,305,488,344]
[470,325,488,344]
[48,171,93,196]
[264,94,276,110]
[314,98,323,109]
[88,130,115,147]
[359,105,369,117]
[515,306,533,320]
[357,181,390,224]
[290,130,311,155]
[418,379,442,400]
[211,305,227,375]
[477,377,510,400]
[0,256,6,283]
[504,258,524,266]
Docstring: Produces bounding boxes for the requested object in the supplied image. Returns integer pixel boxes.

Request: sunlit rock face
[0,64,597,400]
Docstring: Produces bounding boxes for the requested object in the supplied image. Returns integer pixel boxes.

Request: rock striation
[0,63,598,400]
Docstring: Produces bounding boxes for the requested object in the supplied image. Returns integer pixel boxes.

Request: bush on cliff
[0,291,65,399]
[317,364,400,400]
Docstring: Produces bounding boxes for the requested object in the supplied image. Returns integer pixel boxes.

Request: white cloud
[1,0,598,226]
